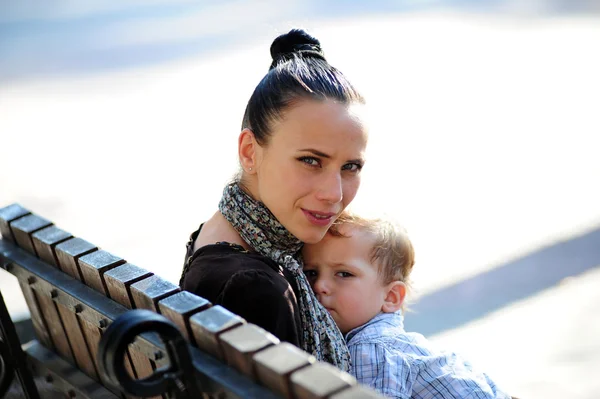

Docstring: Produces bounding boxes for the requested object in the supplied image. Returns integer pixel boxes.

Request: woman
[180,28,368,371]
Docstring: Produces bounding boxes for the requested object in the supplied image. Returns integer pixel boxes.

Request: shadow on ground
[405,225,600,336]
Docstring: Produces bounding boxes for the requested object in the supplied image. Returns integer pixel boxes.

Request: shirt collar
[344,311,405,342]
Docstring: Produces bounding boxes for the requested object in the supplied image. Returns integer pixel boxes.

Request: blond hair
[331,212,415,309]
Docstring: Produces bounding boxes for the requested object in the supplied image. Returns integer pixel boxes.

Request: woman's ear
[381,281,406,313]
[239,128,261,173]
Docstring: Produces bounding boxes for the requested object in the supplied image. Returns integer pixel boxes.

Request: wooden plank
[103,264,153,309]
[17,280,54,349]
[219,324,279,379]
[125,345,158,385]
[157,291,210,341]
[329,385,384,399]
[33,288,74,363]
[24,340,120,399]
[189,305,245,360]
[78,250,126,294]
[253,343,315,399]
[78,314,105,381]
[290,363,356,399]
[55,302,99,379]
[10,214,53,256]
[54,238,97,281]
[0,203,30,242]
[130,275,180,312]
[31,225,73,267]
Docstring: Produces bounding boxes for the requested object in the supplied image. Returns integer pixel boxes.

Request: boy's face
[302,224,390,334]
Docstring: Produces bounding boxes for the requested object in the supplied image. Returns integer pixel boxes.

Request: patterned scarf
[218,183,351,371]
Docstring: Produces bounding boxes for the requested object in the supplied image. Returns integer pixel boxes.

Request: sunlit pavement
[1,4,599,398]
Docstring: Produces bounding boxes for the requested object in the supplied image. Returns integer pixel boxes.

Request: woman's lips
[302,209,336,227]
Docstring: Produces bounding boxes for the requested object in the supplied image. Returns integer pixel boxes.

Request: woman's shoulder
[180,241,286,292]
[191,241,280,272]
[180,241,301,345]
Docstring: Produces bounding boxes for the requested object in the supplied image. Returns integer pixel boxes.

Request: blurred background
[1,1,599,398]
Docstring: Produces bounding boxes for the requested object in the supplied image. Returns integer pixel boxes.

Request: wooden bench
[0,203,384,399]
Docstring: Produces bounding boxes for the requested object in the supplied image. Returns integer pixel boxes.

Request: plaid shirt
[346,312,511,399]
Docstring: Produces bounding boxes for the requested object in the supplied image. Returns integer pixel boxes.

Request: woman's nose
[316,171,343,204]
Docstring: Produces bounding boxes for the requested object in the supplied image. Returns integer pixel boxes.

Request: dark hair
[241,28,365,145]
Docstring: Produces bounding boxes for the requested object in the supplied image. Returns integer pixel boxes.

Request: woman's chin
[297,228,328,244]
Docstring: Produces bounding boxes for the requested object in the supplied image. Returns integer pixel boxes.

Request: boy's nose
[314,277,331,296]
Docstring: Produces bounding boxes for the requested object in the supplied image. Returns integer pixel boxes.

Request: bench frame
[0,237,282,398]
[0,204,384,399]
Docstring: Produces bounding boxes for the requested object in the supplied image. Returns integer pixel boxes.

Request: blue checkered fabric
[346,312,511,398]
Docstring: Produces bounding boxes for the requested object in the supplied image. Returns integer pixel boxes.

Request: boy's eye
[303,269,318,278]
[299,156,320,167]
[336,271,354,278]
[342,162,363,172]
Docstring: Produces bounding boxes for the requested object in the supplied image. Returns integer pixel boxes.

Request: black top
[180,226,301,346]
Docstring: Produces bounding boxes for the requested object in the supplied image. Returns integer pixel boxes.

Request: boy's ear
[238,128,259,173]
[381,281,406,313]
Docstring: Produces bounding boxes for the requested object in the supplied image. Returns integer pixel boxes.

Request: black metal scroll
[0,290,41,399]
[97,309,202,399]
[0,339,14,398]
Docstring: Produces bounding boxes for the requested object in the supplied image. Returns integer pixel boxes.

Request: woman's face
[250,98,369,244]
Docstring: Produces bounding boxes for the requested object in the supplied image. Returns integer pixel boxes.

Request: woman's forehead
[270,99,369,152]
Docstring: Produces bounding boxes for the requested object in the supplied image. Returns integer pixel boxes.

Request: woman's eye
[342,163,363,172]
[299,157,320,167]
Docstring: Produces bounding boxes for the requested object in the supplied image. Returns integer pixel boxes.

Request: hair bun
[270,28,326,69]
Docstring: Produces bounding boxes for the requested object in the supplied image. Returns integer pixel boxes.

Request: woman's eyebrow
[299,148,330,158]
[299,149,365,164]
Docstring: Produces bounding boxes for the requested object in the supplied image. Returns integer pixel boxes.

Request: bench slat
[33,286,75,363]
[14,279,53,349]
[55,302,100,380]
[190,305,246,361]
[0,203,31,242]
[25,340,120,399]
[31,225,73,267]
[78,250,126,295]
[130,275,180,312]
[104,263,153,309]
[220,324,280,380]
[253,342,315,399]
[9,214,53,256]
[290,363,356,399]
[55,237,98,281]
[157,291,211,341]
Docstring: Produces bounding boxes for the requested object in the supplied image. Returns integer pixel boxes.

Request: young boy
[302,214,511,399]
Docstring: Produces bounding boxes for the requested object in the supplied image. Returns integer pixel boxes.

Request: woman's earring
[249,167,253,171]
